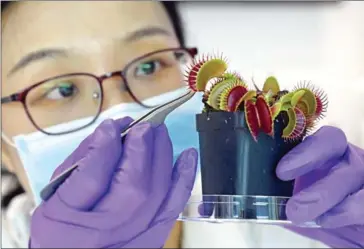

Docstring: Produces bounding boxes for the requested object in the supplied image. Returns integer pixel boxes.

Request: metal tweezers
[40,90,195,201]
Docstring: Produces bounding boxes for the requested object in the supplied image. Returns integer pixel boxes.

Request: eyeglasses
[2,47,198,135]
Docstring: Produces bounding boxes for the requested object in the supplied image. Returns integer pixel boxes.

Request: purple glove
[276,126,364,248]
[30,118,198,248]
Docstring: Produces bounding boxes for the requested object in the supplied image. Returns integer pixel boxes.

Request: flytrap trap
[178,53,328,227]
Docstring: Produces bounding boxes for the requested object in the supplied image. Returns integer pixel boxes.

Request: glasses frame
[2,47,198,136]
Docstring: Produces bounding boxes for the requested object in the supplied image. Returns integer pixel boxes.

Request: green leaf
[291,89,306,107]
[270,102,282,120]
[282,108,297,138]
[279,92,294,104]
[281,103,292,111]
[196,59,228,91]
[263,76,280,95]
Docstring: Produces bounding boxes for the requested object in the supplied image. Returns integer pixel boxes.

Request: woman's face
[1,1,186,191]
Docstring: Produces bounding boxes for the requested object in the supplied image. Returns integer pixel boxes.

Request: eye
[45,82,78,100]
[134,60,162,77]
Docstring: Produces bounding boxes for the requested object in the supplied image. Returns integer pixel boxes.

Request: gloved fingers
[317,188,364,228]
[91,122,155,214]
[286,153,364,224]
[149,124,173,192]
[85,125,175,237]
[50,117,133,180]
[291,166,331,195]
[53,118,132,211]
[130,124,173,218]
[116,122,155,187]
[30,207,101,248]
[93,124,173,230]
[198,195,217,217]
[152,148,198,223]
[124,148,197,249]
[276,126,347,181]
[50,134,94,181]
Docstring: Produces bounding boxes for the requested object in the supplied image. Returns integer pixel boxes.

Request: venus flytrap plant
[185,53,328,142]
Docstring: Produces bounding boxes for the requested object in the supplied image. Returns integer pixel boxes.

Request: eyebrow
[7,26,172,77]
[8,49,68,77]
[123,26,172,43]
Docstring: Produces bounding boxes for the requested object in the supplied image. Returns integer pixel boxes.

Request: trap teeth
[282,107,306,141]
[222,71,244,81]
[185,60,205,92]
[187,52,328,142]
[218,80,248,112]
[207,78,232,110]
[292,81,328,120]
[185,55,228,92]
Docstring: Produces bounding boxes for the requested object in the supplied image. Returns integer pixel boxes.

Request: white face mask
[7,88,203,205]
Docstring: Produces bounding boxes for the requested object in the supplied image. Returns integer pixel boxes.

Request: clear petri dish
[178,195,319,228]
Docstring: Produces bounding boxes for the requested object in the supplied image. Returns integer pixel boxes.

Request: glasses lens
[125,49,193,107]
[25,74,102,134]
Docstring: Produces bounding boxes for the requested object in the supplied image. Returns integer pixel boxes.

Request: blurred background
[1,2,363,248]
[179,1,364,146]
[179,3,364,246]
[180,1,363,82]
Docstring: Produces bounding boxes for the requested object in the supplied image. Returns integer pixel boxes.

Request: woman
[1,1,199,247]
[2,1,363,248]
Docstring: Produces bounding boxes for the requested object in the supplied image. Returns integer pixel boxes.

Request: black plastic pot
[196,111,301,219]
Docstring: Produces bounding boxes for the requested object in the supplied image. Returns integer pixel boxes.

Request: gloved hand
[276,126,364,248]
[30,117,198,248]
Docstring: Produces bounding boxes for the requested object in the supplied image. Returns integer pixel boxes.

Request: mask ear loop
[1,132,16,148]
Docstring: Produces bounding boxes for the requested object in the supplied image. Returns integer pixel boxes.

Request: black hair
[1,1,185,46]
[160,2,185,47]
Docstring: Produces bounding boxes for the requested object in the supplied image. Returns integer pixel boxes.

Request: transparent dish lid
[178,195,319,228]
